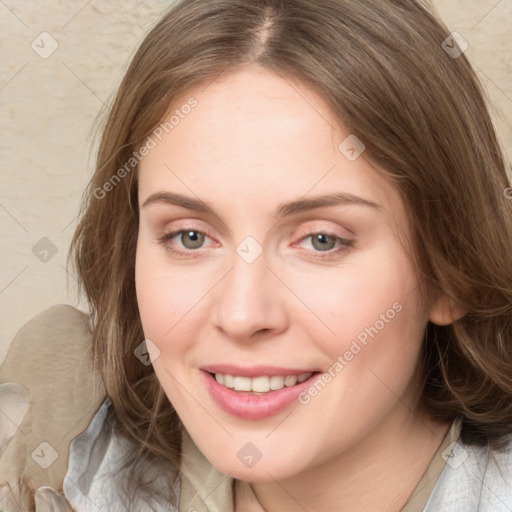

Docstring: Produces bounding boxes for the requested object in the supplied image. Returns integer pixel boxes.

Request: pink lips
[200,365,320,420]
[201,364,317,377]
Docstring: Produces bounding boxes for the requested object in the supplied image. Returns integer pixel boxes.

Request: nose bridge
[212,248,287,340]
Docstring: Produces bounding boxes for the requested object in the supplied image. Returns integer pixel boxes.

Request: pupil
[313,234,334,251]
[183,231,204,249]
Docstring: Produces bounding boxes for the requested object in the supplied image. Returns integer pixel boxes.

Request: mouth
[207,371,318,394]
[200,368,322,420]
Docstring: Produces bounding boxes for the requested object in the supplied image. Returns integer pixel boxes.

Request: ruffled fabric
[63,397,180,512]
[424,435,512,511]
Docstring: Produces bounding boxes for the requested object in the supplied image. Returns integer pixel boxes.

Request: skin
[135,65,461,511]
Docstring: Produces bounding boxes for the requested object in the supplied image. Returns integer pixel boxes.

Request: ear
[428,292,466,326]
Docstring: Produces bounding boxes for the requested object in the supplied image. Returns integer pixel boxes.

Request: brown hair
[68,0,512,506]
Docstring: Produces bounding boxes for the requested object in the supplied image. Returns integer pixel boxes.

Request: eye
[159,228,213,256]
[297,232,353,258]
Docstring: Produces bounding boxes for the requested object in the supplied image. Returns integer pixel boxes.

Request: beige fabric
[34,487,75,512]
[178,429,235,512]
[401,418,462,512]
[0,304,106,511]
[402,418,463,511]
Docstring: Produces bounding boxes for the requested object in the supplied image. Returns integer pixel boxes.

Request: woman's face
[135,66,437,481]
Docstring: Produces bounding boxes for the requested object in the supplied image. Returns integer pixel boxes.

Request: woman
[1,0,512,510]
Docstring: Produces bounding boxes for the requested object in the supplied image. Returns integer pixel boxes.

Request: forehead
[137,66,405,224]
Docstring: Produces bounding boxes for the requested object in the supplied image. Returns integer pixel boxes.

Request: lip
[200,364,319,378]
[201,369,321,420]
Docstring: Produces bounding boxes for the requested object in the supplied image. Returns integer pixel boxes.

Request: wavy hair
[68,0,512,506]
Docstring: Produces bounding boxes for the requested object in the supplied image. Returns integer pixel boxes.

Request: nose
[211,253,289,342]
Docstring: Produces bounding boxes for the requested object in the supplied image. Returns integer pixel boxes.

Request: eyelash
[158,228,354,260]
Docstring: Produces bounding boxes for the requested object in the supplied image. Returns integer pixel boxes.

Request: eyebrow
[140,191,382,217]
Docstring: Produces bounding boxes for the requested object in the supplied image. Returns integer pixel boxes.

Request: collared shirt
[62,396,512,511]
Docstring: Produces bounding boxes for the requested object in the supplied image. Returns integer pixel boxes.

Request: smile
[213,372,312,393]
[201,367,321,420]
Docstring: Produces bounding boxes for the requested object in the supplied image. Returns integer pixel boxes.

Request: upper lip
[201,364,319,377]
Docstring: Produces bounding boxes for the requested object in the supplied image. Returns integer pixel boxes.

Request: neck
[244,405,451,512]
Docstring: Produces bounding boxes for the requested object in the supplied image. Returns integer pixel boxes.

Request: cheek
[135,243,206,407]
[289,244,427,428]
[286,249,426,457]
[304,247,426,421]
[135,239,213,344]
[289,238,423,358]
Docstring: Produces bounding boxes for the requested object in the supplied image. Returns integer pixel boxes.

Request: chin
[202,443,306,482]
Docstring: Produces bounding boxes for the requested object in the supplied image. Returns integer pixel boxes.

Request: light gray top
[63,398,180,512]
[423,433,512,511]
[63,397,512,511]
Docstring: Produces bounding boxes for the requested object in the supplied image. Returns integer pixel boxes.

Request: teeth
[270,375,284,390]
[233,376,252,391]
[297,372,311,383]
[284,375,297,386]
[252,376,270,392]
[223,374,235,388]
[214,372,312,393]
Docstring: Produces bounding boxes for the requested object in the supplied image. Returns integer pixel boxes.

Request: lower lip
[201,370,320,420]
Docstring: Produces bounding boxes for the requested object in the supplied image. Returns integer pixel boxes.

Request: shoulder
[0,303,105,422]
[1,304,91,376]
[2,304,90,366]
[0,304,106,505]
[425,435,512,511]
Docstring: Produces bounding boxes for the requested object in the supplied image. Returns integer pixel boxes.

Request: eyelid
[295,232,352,246]
[291,220,353,242]
[159,219,216,240]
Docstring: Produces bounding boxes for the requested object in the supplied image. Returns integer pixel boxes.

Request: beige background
[1,1,511,364]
